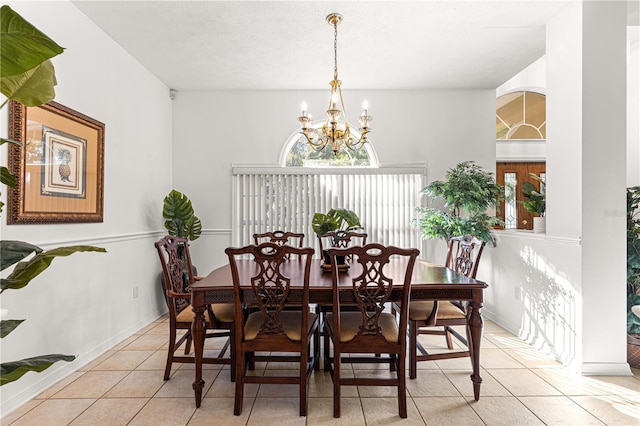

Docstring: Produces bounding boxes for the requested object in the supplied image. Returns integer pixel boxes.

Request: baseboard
[0,308,167,418]
[580,362,633,376]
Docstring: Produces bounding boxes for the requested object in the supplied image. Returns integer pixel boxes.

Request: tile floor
[3,316,640,425]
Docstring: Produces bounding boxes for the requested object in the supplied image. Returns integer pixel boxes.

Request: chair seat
[244,311,318,341]
[325,312,399,343]
[175,303,235,324]
[408,300,466,321]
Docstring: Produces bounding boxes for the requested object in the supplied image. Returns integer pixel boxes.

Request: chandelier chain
[333,20,339,81]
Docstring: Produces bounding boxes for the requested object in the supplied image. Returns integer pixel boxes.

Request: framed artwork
[7,100,105,224]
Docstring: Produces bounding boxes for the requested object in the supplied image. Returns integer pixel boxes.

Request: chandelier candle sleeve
[296,13,372,155]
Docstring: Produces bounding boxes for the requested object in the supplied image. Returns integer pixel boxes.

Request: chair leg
[397,352,407,419]
[324,325,331,372]
[230,325,237,382]
[300,351,308,416]
[445,326,454,350]
[185,334,192,355]
[409,320,418,379]
[333,348,341,418]
[234,350,245,416]
[164,328,178,380]
[314,326,320,371]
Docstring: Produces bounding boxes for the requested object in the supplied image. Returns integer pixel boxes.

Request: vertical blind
[232,166,426,255]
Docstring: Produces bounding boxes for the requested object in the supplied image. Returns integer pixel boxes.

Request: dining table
[189,258,488,408]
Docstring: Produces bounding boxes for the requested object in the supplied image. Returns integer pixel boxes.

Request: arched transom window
[282,123,378,167]
[496,91,546,140]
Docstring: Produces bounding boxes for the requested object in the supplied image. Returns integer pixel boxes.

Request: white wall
[0,1,173,415]
[172,89,497,271]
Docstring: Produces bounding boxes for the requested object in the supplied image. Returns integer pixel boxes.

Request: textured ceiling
[70,1,584,90]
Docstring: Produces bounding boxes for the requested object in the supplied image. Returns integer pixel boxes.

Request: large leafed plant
[413,161,504,245]
[0,5,106,386]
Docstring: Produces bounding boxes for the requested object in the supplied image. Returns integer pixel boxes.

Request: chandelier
[297,13,372,155]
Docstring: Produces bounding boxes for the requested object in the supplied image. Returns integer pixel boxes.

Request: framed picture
[7,100,105,224]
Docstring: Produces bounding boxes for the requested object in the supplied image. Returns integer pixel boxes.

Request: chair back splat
[225,242,319,416]
[154,235,235,381]
[324,243,420,418]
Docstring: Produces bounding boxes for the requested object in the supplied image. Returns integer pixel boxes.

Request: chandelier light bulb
[362,100,369,110]
[301,102,307,115]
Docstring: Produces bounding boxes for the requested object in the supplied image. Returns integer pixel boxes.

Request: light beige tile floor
[4,316,640,425]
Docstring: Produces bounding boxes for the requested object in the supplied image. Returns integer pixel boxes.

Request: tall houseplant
[626,186,640,367]
[0,6,106,386]
[413,161,504,245]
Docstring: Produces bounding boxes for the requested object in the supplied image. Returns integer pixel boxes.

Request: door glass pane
[504,172,517,229]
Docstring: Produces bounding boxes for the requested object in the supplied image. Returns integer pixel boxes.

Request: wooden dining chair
[324,243,419,418]
[154,235,236,381]
[405,234,486,379]
[253,230,305,248]
[225,242,320,416]
[317,230,367,261]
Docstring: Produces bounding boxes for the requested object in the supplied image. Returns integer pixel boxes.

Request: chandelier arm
[300,129,329,151]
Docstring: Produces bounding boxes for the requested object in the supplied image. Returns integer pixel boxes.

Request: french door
[496,162,545,230]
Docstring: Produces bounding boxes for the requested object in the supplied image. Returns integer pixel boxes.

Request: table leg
[468,299,483,401]
[192,305,206,407]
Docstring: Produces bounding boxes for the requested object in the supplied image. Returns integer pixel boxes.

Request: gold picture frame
[8,100,104,224]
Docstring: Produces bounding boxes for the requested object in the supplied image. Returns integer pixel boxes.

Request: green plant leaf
[328,208,362,230]
[1,245,106,292]
[0,319,24,338]
[0,5,64,78]
[185,216,202,241]
[0,59,57,106]
[162,190,201,240]
[312,212,339,236]
[1,354,75,386]
[0,240,42,272]
[1,166,16,189]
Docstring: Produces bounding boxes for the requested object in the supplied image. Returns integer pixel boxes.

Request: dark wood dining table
[189,258,488,407]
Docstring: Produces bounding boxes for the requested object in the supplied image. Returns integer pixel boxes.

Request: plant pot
[533,217,546,234]
[322,249,346,266]
[628,334,640,368]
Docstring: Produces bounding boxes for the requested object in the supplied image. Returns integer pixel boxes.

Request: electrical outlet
[133,286,139,299]
[515,287,523,301]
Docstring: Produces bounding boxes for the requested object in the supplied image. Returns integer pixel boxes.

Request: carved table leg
[192,304,206,408]
[468,297,483,401]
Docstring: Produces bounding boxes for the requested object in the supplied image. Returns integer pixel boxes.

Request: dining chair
[405,234,486,379]
[154,235,236,381]
[324,243,419,418]
[317,230,367,262]
[225,242,320,416]
[253,230,305,248]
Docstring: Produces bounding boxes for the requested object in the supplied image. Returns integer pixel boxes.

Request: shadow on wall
[484,236,580,366]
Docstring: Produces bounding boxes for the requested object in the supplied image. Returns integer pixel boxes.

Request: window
[282,124,378,167]
[496,91,546,140]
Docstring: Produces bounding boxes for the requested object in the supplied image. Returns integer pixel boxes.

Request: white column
[547,1,630,374]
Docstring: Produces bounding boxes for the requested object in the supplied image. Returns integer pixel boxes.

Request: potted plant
[520,173,546,233]
[0,5,106,386]
[160,189,202,292]
[627,186,640,367]
[413,161,504,246]
[312,208,362,265]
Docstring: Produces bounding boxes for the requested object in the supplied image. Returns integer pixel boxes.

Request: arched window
[281,123,378,167]
[496,91,546,140]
